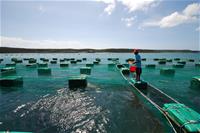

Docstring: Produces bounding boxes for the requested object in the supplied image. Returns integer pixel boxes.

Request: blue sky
[1,0,200,50]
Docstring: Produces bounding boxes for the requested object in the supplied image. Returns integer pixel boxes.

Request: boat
[115,63,200,133]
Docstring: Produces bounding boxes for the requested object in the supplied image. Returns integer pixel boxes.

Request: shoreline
[0,47,199,53]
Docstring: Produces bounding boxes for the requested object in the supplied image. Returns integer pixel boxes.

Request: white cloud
[0,36,85,49]
[96,0,159,15]
[121,16,136,27]
[95,0,115,15]
[118,0,159,12]
[143,3,200,28]
[104,2,116,15]
[183,3,200,16]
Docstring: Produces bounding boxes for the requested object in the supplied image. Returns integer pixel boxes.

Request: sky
[0,0,200,50]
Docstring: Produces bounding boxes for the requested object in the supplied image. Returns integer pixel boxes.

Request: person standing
[133,49,142,81]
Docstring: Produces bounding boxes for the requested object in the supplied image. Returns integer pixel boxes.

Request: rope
[179,119,200,132]
[163,104,189,112]
[116,63,178,133]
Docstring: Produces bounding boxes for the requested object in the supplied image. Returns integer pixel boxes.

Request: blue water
[0,52,199,133]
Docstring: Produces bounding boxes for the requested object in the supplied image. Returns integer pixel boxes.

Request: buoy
[60,63,69,67]
[141,58,146,61]
[153,58,159,61]
[1,67,16,73]
[28,58,37,63]
[177,61,186,65]
[13,59,23,63]
[95,58,101,62]
[60,59,65,62]
[50,60,57,64]
[26,63,37,68]
[82,58,87,61]
[93,61,99,65]
[174,58,180,61]
[188,59,194,62]
[76,59,82,62]
[70,60,77,64]
[126,58,134,62]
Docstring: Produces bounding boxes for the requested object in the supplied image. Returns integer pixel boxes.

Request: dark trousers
[136,67,142,81]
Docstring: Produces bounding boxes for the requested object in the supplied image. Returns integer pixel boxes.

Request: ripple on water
[25,88,110,133]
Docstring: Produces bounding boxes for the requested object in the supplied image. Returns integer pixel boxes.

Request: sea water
[0,53,199,133]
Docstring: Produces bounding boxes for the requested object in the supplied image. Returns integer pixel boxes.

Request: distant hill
[0,47,199,53]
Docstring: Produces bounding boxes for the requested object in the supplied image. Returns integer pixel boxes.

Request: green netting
[195,63,200,67]
[6,63,16,67]
[174,58,180,61]
[160,68,175,75]
[0,76,23,87]
[1,67,16,72]
[37,63,48,68]
[80,67,91,75]
[70,60,77,64]
[145,64,156,68]
[191,76,200,89]
[50,60,57,64]
[86,63,94,67]
[60,63,69,67]
[0,131,32,133]
[172,63,184,68]
[26,63,37,68]
[37,68,51,75]
[166,59,173,62]
[177,60,186,65]
[163,103,200,133]
[158,60,166,64]
[28,59,37,63]
[108,63,115,67]
[68,75,87,89]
